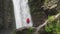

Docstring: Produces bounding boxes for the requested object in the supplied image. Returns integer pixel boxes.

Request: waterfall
[12,0,33,29]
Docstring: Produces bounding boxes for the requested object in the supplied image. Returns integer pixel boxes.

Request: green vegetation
[26,28,34,34]
[45,14,60,34]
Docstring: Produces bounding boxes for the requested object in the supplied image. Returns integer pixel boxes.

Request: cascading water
[12,0,33,29]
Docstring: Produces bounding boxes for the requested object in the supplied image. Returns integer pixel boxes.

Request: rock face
[0,0,15,34]
[29,0,60,27]
[29,0,60,34]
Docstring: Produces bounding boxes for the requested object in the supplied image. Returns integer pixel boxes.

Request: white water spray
[12,0,33,29]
